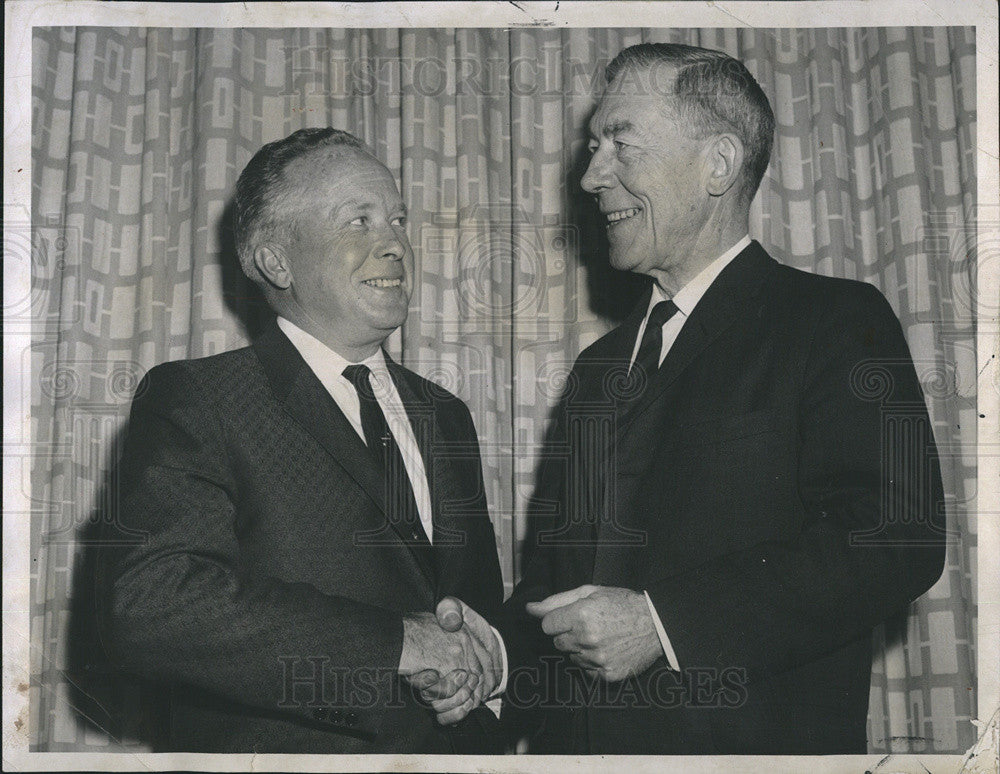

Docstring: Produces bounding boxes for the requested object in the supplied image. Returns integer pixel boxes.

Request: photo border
[4,2,997,772]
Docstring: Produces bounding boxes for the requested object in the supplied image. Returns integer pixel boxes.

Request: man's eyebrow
[334,199,371,212]
[588,118,636,140]
[330,200,407,218]
[603,119,635,137]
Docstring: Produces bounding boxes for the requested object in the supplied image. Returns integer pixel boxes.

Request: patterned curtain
[29,26,977,753]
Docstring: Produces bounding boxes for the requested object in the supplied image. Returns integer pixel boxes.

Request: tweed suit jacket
[498,242,946,754]
[98,320,504,753]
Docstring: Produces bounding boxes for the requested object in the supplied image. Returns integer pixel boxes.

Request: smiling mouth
[605,207,642,225]
[362,278,403,288]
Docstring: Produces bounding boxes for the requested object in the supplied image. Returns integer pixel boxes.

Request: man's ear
[253,244,292,290]
[705,134,744,197]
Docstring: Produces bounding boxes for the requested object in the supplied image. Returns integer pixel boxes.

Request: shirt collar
[276,317,387,382]
[648,234,752,316]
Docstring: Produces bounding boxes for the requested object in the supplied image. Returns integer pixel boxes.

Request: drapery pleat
[30,26,977,753]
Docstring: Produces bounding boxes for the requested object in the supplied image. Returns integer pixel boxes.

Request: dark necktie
[630,299,680,380]
[342,363,428,544]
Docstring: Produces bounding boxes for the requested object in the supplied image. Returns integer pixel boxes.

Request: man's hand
[526,585,662,682]
[399,599,482,680]
[402,598,503,725]
[401,598,477,709]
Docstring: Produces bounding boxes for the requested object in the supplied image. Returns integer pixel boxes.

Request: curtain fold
[29,25,977,753]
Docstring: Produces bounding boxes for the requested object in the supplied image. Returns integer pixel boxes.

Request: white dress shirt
[630,235,752,671]
[277,317,507,710]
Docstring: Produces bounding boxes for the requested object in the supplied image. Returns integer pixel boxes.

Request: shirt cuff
[485,625,508,718]
[644,590,681,672]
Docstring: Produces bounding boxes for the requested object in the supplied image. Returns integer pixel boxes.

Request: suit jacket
[498,242,946,754]
[97,321,504,753]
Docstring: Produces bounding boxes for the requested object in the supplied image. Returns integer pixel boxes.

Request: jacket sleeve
[645,283,946,681]
[96,362,404,736]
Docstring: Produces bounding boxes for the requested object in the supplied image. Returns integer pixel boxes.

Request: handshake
[396,585,664,725]
[397,597,503,725]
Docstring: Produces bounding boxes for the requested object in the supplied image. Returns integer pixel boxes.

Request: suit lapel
[592,243,775,586]
[253,322,437,587]
[559,294,648,583]
[386,359,442,504]
[616,242,774,439]
[568,288,648,418]
[254,321,388,512]
[387,359,464,590]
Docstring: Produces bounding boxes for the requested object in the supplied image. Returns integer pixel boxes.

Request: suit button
[346,711,359,726]
[332,709,344,723]
[313,707,328,721]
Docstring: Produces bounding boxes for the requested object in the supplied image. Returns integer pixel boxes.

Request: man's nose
[581,149,613,194]
[377,230,407,261]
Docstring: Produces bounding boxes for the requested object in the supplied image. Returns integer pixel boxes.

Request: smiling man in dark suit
[467,43,945,754]
[98,128,505,753]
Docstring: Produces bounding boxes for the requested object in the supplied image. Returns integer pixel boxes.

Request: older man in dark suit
[436,43,946,754]
[98,128,505,753]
